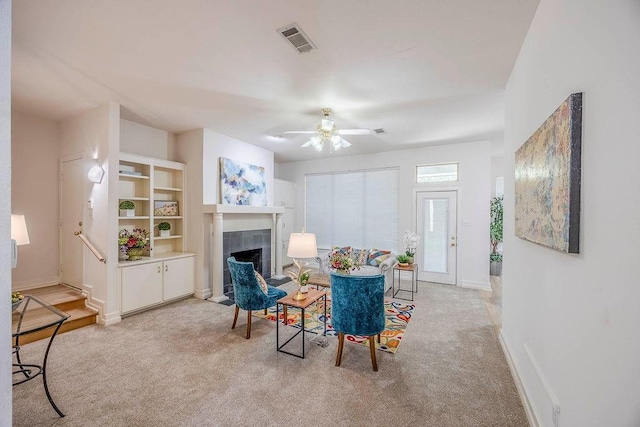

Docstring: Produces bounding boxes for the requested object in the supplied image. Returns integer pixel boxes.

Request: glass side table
[12,295,70,417]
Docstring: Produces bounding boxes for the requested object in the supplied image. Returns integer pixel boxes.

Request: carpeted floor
[12,280,528,427]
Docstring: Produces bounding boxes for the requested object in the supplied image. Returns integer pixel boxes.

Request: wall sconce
[11,214,30,268]
[88,163,105,183]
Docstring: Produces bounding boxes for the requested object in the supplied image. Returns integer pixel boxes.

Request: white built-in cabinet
[274,179,296,267]
[118,153,195,315]
[120,256,195,314]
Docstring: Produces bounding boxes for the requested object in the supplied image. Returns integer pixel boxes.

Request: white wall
[502,1,640,426]
[202,129,274,206]
[60,102,121,324]
[175,129,208,298]
[277,140,493,289]
[11,112,60,289]
[1,0,12,423]
[177,128,276,298]
[120,119,175,159]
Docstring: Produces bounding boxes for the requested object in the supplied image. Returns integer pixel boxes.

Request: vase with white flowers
[403,230,420,264]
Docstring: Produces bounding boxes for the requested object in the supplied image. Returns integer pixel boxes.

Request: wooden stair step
[14,284,98,345]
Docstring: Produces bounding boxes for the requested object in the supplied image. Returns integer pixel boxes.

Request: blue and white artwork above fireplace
[219,157,267,206]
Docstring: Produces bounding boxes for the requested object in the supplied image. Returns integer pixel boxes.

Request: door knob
[78,221,83,226]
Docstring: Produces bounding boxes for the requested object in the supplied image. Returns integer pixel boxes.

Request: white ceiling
[11,0,539,163]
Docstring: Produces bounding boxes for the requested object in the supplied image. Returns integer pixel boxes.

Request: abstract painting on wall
[219,157,267,206]
[515,92,582,254]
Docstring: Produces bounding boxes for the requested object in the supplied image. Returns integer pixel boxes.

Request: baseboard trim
[194,288,212,300]
[499,332,539,427]
[460,280,491,291]
[210,295,229,303]
[11,277,59,292]
[101,310,122,326]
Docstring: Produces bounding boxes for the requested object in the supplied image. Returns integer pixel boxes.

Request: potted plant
[158,222,171,237]
[119,200,135,217]
[396,254,410,267]
[118,228,150,260]
[490,196,503,276]
[403,230,420,264]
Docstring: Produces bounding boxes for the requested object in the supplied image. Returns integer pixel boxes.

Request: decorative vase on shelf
[160,230,170,237]
[127,247,144,261]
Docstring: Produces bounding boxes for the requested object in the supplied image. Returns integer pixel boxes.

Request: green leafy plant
[299,271,310,286]
[119,200,135,210]
[158,222,171,231]
[490,196,503,261]
[396,254,410,264]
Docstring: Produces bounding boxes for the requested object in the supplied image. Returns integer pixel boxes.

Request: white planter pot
[160,230,170,237]
[120,209,135,217]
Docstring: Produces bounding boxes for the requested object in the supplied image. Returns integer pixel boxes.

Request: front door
[416,191,457,285]
[60,157,84,289]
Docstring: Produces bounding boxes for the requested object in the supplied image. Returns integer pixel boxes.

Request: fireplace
[223,229,271,294]
[231,248,262,272]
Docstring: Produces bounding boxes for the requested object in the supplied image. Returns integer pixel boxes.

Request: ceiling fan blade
[338,129,371,135]
[301,140,313,147]
[283,131,318,135]
[339,138,352,148]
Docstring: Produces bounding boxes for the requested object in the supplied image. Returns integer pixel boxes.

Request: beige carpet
[12,280,528,426]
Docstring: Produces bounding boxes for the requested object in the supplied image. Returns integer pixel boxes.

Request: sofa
[315,246,397,293]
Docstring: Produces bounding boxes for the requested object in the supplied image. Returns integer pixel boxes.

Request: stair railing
[74,231,106,263]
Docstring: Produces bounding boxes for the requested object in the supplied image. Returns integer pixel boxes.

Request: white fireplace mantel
[203,204,285,215]
[205,204,286,302]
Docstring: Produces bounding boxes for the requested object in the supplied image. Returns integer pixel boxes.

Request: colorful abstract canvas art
[219,157,267,206]
[515,92,582,253]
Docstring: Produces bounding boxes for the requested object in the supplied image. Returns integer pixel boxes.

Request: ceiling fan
[283,108,371,152]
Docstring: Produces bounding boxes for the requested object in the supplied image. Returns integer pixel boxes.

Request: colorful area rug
[253,295,415,354]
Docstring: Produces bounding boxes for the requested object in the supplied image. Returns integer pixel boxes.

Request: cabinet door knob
[165,265,168,272]
[157,266,161,273]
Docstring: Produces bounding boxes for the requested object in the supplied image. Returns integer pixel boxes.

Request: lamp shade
[287,232,318,259]
[11,214,30,245]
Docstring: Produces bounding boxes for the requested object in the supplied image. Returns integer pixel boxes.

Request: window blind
[305,168,399,251]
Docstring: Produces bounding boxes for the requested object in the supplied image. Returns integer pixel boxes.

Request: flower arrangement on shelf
[403,229,420,261]
[118,228,150,260]
[330,251,360,274]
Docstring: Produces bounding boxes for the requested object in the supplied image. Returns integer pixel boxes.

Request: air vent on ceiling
[374,128,386,134]
[277,23,317,54]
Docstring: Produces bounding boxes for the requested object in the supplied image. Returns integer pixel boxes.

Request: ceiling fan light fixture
[321,118,334,131]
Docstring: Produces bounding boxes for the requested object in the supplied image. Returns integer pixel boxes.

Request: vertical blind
[305,168,399,251]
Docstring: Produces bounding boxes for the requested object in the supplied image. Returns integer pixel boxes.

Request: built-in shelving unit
[118,153,194,315]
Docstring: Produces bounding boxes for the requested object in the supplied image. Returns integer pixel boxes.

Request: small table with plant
[393,262,418,301]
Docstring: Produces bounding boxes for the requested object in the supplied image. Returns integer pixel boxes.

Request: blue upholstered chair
[227,257,287,339]
[330,272,386,371]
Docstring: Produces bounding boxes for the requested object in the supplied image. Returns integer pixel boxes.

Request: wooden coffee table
[307,273,330,289]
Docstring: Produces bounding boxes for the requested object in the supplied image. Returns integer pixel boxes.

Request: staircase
[16,284,98,345]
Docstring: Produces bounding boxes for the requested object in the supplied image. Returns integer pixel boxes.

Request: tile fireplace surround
[223,229,271,294]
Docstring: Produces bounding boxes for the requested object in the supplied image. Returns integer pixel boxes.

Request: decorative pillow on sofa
[331,246,352,258]
[255,271,269,295]
[368,249,391,266]
[352,248,370,266]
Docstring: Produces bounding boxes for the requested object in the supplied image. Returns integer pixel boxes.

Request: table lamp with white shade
[11,214,30,268]
[287,231,318,301]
